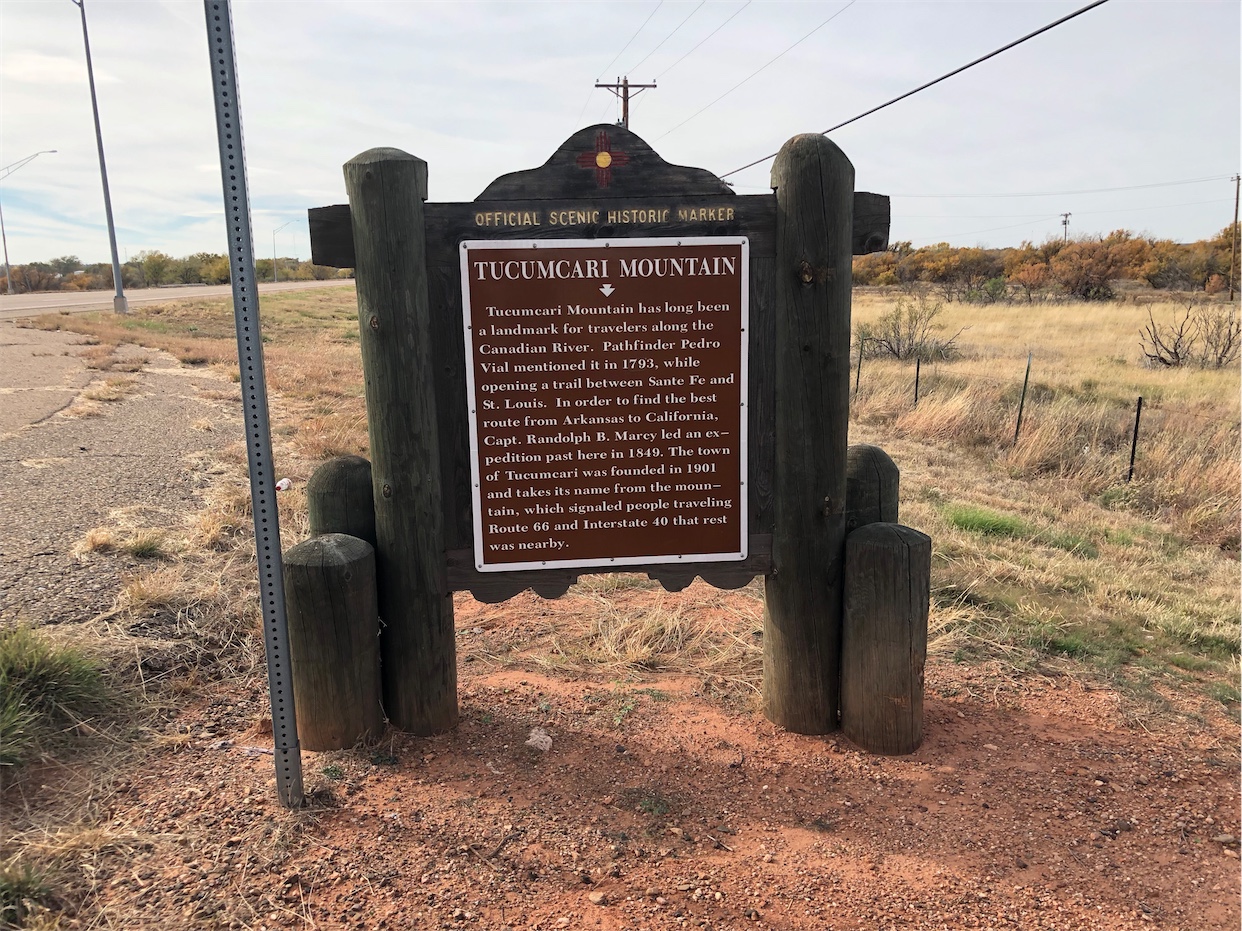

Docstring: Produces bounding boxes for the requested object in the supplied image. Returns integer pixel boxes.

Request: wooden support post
[307,455,376,547]
[1014,351,1032,445]
[841,523,931,755]
[1127,396,1143,483]
[343,148,457,735]
[763,134,854,734]
[283,533,383,751]
[845,444,899,532]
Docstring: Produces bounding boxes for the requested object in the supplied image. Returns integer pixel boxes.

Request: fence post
[1013,351,1032,444]
[913,357,921,407]
[344,147,457,735]
[845,444,899,532]
[307,455,376,547]
[284,533,383,751]
[763,133,854,734]
[1127,396,1143,482]
[841,523,931,755]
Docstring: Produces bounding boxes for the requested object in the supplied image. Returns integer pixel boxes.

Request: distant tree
[48,255,83,276]
[10,263,59,292]
[1049,240,1126,300]
[137,250,175,287]
[1008,262,1049,302]
[201,255,231,285]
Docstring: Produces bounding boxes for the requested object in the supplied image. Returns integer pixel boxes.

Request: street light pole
[273,220,294,283]
[0,150,58,295]
[71,0,127,313]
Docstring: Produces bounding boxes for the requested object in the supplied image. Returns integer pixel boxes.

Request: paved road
[0,278,355,321]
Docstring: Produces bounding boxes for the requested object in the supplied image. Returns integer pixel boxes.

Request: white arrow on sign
[599,283,615,297]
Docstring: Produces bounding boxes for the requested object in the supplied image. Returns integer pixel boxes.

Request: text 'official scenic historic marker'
[461,237,749,571]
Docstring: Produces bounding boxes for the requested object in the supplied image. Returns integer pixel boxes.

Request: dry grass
[81,376,138,403]
[853,293,1240,549]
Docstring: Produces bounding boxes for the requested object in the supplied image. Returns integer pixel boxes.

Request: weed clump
[0,627,111,772]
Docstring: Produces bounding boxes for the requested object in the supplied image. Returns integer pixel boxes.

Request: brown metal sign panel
[461,237,749,571]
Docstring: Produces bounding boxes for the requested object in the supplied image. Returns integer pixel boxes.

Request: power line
[654,1,751,81]
[721,0,1113,179]
[568,1,665,132]
[897,199,1233,219]
[892,175,1234,199]
[916,199,1232,240]
[627,1,706,77]
[657,1,856,140]
[598,2,664,80]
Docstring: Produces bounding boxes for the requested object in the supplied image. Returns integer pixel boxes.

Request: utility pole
[595,76,656,130]
[1061,212,1071,243]
[1229,174,1239,302]
[71,0,127,313]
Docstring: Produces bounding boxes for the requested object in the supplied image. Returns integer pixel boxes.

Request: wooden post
[343,148,457,735]
[1127,396,1143,482]
[853,337,864,398]
[840,523,931,755]
[1014,351,1032,445]
[845,444,899,532]
[763,134,854,734]
[307,455,376,547]
[283,533,383,751]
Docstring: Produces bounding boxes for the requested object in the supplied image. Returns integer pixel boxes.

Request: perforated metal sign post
[204,0,303,807]
[461,237,749,572]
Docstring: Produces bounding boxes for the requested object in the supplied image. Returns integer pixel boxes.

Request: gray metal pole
[0,198,11,295]
[203,0,303,808]
[72,0,127,313]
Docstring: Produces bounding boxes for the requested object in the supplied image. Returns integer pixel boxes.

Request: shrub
[857,291,963,361]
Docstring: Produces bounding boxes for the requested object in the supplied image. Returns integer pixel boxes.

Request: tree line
[1,251,349,293]
[852,225,1239,301]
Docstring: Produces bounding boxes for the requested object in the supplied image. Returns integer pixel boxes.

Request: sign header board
[461,237,749,572]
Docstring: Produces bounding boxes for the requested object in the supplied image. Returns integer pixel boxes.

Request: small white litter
[525,727,552,752]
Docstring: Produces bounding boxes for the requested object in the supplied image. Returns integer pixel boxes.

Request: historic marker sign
[461,237,749,571]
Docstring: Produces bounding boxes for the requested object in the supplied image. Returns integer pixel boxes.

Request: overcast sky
[1,0,1237,265]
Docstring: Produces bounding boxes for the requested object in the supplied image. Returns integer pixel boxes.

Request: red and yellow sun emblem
[575,131,629,188]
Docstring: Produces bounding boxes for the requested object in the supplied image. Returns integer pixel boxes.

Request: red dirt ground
[38,583,1238,931]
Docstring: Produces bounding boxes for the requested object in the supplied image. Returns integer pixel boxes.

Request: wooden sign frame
[311,125,888,604]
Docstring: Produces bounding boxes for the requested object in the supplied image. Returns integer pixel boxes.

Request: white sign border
[460,236,750,573]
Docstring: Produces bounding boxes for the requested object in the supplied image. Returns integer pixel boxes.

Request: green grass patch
[943,504,1032,538]
[1037,530,1099,558]
[1206,681,1241,706]
[123,530,167,559]
[0,859,51,927]
[0,627,111,772]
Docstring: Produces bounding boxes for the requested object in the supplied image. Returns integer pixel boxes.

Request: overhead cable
[892,176,1235,198]
[720,0,1113,179]
[628,1,706,76]
[657,0,856,140]
[654,1,751,80]
[597,1,665,80]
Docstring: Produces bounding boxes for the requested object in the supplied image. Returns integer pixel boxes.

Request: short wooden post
[1126,396,1143,482]
[845,444,899,532]
[307,455,376,547]
[344,148,457,735]
[841,523,931,755]
[1013,351,1032,445]
[283,533,383,751]
[763,134,854,734]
